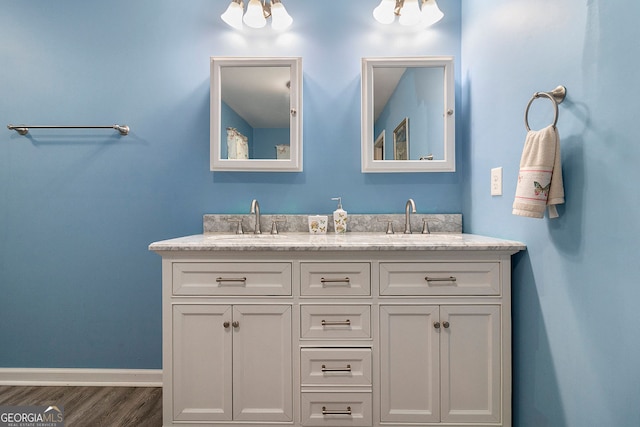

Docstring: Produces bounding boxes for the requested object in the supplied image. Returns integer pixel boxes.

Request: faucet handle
[270,217,287,235]
[377,218,395,234]
[421,218,431,234]
[227,218,244,234]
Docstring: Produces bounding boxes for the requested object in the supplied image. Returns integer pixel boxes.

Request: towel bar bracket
[545,85,566,104]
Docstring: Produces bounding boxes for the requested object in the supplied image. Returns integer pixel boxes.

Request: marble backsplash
[203,213,462,235]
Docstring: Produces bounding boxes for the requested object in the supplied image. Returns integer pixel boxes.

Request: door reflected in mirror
[362,57,455,173]
[211,57,302,172]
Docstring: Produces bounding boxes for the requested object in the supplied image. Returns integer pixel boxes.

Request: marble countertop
[149,232,526,253]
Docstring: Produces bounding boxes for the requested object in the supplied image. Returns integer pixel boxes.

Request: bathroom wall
[462,0,640,425]
[0,1,461,369]
[6,2,636,425]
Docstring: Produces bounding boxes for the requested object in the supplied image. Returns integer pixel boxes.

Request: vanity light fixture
[373,0,444,27]
[221,0,293,30]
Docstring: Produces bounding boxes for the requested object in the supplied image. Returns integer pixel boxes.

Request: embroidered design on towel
[515,168,552,203]
[534,181,550,197]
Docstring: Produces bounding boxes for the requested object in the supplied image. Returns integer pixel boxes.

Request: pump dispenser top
[331,197,347,234]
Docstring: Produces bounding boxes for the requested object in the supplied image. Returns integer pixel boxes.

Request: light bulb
[271,1,293,30]
[243,0,266,28]
[373,0,396,25]
[399,0,421,26]
[421,0,444,26]
[221,0,244,30]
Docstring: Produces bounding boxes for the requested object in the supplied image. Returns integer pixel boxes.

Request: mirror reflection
[362,57,455,173]
[211,57,302,172]
[373,67,444,160]
[220,66,291,160]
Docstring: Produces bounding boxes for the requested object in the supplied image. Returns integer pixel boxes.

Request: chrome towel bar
[7,124,130,136]
[524,85,566,131]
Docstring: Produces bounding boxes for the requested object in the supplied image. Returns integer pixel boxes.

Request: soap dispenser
[331,197,348,234]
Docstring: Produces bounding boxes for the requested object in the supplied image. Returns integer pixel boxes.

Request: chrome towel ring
[524,85,566,131]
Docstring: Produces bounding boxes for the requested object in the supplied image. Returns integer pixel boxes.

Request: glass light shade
[421,0,444,26]
[243,0,266,28]
[221,0,244,30]
[399,0,421,26]
[271,2,293,30]
[373,0,396,25]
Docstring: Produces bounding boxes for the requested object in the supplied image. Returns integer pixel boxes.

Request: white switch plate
[491,167,503,196]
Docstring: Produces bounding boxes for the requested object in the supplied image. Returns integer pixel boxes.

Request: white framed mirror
[361,56,455,173]
[210,57,302,172]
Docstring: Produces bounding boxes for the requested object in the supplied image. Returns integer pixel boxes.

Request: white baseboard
[0,368,162,387]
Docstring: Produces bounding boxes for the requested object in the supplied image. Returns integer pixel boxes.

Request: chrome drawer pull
[321,319,351,326]
[320,277,350,285]
[216,277,247,284]
[321,364,352,372]
[322,406,352,416]
[424,276,457,282]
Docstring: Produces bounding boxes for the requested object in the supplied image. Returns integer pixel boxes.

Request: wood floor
[0,386,162,426]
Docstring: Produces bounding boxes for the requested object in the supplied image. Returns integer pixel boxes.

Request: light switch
[491,167,502,196]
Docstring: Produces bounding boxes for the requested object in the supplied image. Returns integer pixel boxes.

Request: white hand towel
[512,125,564,218]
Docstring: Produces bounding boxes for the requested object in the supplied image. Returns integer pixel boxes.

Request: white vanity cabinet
[378,261,503,424]
[380,304,500,424]
[151,233,524,427]
[162,259,294,426]
[172,304,292,422]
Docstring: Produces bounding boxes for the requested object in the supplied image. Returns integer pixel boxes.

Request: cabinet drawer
[172,262,292,296]
[301,263,371,296]
[301,305,371,340]
[301,392,372,426]
[301,348,372,386]
[380,262,500,296]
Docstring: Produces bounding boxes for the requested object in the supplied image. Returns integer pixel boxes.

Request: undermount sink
[384,233,463,239]
[204,233,282,240]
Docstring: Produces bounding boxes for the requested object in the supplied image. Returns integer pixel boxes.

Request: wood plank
[0,386,162,426]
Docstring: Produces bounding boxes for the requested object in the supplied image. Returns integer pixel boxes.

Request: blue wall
[0,1,461,369]
[462,0,640,425]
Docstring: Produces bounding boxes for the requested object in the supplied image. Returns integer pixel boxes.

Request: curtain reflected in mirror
[226,127,249,159]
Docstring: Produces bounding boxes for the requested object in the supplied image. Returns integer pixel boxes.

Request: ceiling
[221,66,291,128]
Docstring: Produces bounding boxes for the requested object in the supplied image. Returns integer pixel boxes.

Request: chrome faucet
[250,199,261,234]
[404,198,416,234]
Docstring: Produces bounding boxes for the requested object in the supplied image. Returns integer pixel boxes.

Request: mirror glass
[361,57,455,172]
[210,57,302,172]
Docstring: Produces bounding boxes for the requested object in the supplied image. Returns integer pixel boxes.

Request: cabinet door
[380,305,440,423]
[440,305,501,424]
[172,305,232,421]
[232,305,293,422]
